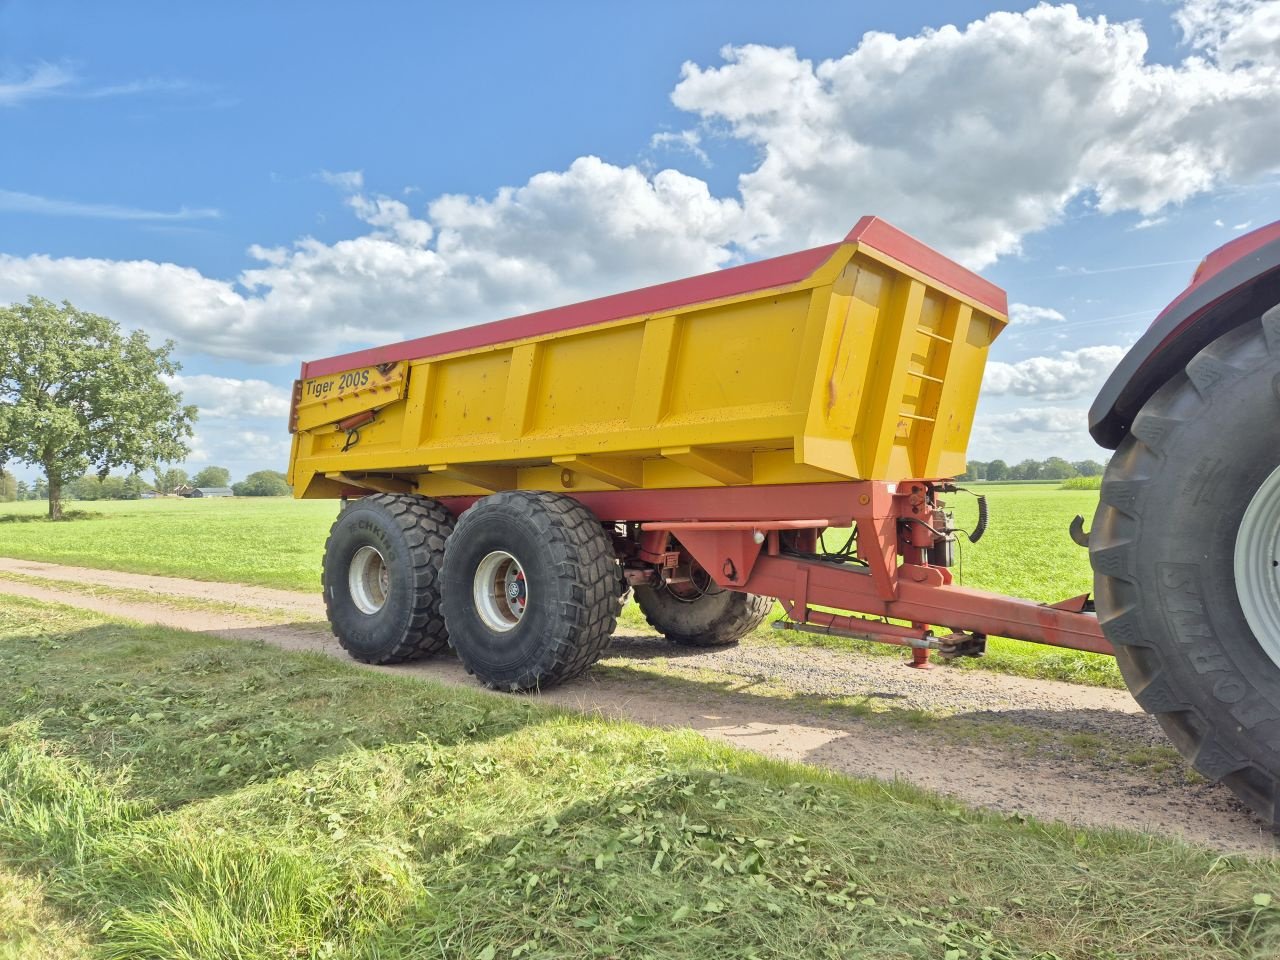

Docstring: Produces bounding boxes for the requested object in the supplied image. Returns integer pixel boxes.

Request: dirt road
[1,556,1272,854]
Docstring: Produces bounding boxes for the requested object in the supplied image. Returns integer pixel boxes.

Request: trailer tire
[634,581,772,647]
[322,493,454,664]
[441,491,618,691]
[1091,309,1280,825]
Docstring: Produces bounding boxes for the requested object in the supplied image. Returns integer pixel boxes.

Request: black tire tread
[634,585,773,647]
[1091,313,1280,823]
[444,490,618,689]
[322,493,453,664]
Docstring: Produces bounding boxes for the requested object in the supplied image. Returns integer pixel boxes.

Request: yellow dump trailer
[289,215,1100,703]
[288,217,1007,501]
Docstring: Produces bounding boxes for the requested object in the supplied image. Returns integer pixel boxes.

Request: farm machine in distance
[286,215,1280,825]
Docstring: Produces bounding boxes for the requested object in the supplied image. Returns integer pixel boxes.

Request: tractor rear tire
[634,580,772,647]
[1091,308,1280,824]
[441,491,618,691]
[322,493,454,664]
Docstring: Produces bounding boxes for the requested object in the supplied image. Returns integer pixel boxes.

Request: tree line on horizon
[958,457,1107,481]
[0,465,290,503]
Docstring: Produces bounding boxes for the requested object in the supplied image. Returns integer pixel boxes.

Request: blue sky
[2,0,1278,482]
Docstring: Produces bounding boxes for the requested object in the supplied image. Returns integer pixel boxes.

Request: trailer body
[288,217,1006,502]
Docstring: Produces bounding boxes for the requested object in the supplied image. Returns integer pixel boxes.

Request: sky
[1,0,1278,483]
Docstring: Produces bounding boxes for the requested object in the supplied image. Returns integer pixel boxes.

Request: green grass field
[0,496,339,590]
[2,597,1277,960]
[0,485,1097,599]
[0,486,1117,685]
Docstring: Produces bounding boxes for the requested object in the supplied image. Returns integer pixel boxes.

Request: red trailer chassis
[435,479,1112,664]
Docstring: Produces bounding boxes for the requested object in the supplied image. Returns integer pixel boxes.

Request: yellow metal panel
[552,454,643,489]
[628,316,679,428]
[527,324,642,434]
[289,235,1008,500]
[666,292,809,419]
[500,342,542,440]
[857,276,926,478]
[427,351,509,443]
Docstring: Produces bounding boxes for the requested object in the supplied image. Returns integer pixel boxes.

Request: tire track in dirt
[0,557,1274,854]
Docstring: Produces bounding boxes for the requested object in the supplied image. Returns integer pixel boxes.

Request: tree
[1072,459,1104,477]
[232,470,291,497]
[986,459,1009,481]
[154,467,189,496]
[192,465,231,488]
[15,480,28,501]
[0,298,197,518]
[1041,456,1077,480]
[124,473,151,499]
[1011,459,1043,481]
[0,469,15,502]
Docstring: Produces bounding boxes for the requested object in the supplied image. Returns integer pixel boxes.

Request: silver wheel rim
[349,545,389,615]
[1235,463,1280,668]
[474,550,528,632]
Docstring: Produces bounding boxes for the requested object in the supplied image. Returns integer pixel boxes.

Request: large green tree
[0,297,197,519]
[192,465,231,488]
[232,470,290,497]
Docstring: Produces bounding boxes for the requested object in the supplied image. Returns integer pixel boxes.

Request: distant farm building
[185,487,233,498]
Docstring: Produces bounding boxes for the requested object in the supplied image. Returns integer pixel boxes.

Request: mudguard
[1089,221,1280,450]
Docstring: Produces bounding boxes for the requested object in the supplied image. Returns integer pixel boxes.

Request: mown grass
[0,497,337,590]
[1,595,1278,960]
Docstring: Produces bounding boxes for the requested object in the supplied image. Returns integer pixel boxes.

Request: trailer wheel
[441,491,618,690]
[1091,308,1280,824]
[634,571,772,647]
[322,493,454,664]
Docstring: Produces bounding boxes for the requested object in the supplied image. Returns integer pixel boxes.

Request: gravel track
[0,556,1273,854]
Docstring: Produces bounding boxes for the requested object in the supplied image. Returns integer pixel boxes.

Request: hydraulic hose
[968,494,988,544]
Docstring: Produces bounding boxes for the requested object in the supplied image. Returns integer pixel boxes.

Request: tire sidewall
[442,504,570,684]
[323,501,415,661]
[1112,325,1280,769]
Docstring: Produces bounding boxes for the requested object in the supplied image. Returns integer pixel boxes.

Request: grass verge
[1,594,1278,959]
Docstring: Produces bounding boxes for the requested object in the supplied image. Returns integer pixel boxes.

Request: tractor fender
[1089,221,1280,450]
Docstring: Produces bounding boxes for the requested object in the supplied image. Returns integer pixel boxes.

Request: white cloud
[967,402,1103,461]
[671,1,1280,266]
[163,376,295,479]
[650,129,711,166]
[317,169,364,192]
[983,405,1088,434]
[0,189,220,221]
[0,156,744,363]
[1008,302,1066,325]
[1176,0,1280,70]
[0,1,1276,370]
[983,344,1127,401]
[165,374,292,419]
[0,63,73,106]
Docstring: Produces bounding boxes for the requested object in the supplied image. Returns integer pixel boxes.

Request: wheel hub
[1235,463,1280,668]
[474,550,528,632]
[349,545,389,615]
